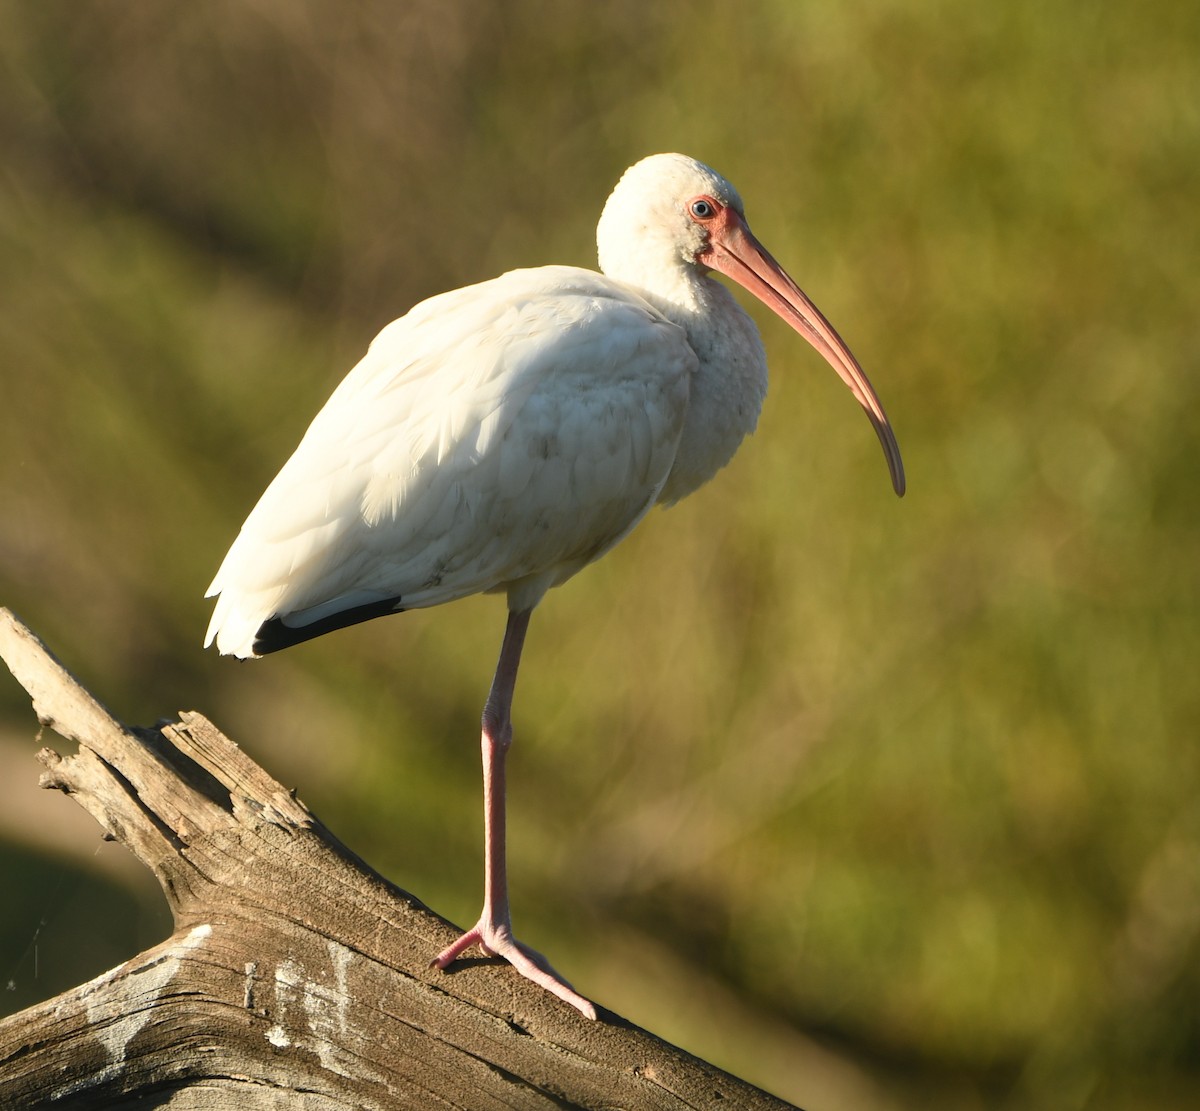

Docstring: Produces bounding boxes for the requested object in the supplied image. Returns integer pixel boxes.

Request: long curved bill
[702,210,906,497]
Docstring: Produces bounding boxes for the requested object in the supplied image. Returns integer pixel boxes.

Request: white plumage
[204,153,904,1018]
[205,268,697,656]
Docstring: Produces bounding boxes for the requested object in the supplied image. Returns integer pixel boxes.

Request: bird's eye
[689,197,717,220]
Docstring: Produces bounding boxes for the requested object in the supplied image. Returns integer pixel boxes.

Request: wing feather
[206,267,694,657]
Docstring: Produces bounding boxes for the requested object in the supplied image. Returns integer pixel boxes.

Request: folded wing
[205,266,696,657]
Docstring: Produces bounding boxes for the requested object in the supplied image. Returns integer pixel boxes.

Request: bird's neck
[636,269,770,506]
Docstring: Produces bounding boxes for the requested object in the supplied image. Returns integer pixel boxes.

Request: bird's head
[598,153,749,283]
[598,153,905,497]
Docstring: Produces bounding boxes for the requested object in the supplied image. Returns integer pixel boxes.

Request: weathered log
[0,609,799,1110]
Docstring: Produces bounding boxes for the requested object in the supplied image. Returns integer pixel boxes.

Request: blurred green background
[1,2,1196,1107]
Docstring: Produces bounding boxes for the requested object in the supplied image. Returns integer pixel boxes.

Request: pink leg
[431,609,597,1020]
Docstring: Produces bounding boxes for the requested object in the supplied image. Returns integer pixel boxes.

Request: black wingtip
[253,596,406,655]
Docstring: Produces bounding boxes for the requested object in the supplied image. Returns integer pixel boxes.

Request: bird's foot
[431,920,598,1020]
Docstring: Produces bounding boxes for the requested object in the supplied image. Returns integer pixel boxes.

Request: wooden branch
[0,609,799,1110]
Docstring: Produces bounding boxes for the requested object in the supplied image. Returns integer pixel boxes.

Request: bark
[0,609,799,1110]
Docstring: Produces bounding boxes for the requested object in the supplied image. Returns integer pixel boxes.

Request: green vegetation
[1,3,1196,1106]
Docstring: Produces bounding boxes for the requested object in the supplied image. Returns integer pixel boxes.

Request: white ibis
[205,153,904,1019]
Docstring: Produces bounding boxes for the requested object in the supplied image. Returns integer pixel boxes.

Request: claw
[433,920,598,1020]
